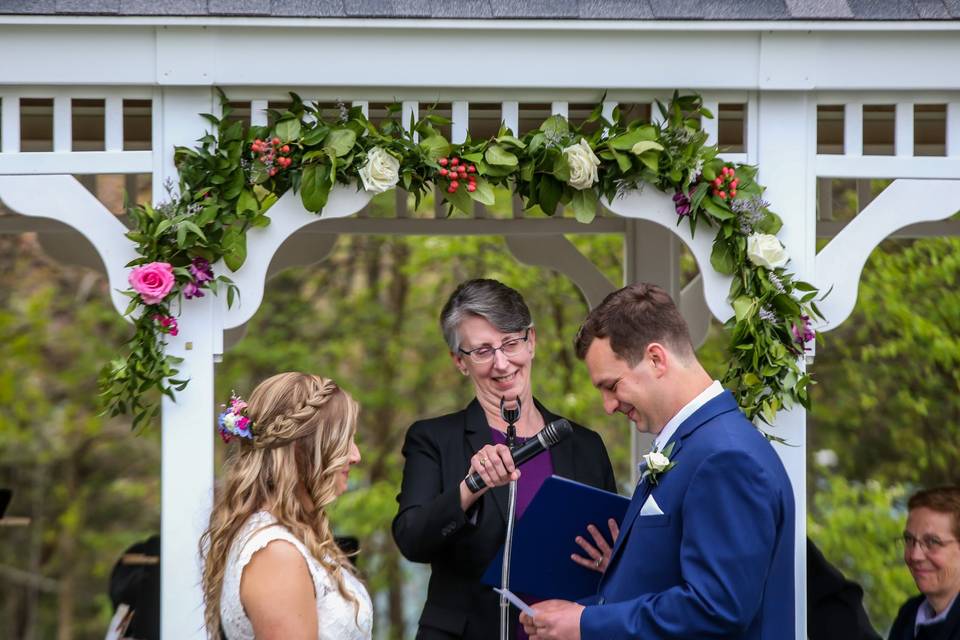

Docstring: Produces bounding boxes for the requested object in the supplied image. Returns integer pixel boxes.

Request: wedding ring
[595,558,602,568]
[479,457,488,467]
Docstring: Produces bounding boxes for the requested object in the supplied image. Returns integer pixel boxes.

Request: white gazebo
[2,4,959,638]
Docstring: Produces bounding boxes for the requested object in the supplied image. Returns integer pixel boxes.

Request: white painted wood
[505,235,615,310]
[104,95,124,152]
[53,96,71,152]
[154,86,216,640]
[702,99,719,146]
[220,186,371,330]
[844,102,863,156]
[451,100,468,144]
[601,100,617,124]
[551,101,568,119]
[251,99,268,126]
[0,150,153,174]
[895,102,914,157]
[501,101,519,133]
[816,179,960,331]
[352,100,369,118]
[604,190,733,323]
[816,155,960,178]
[1,94,20,153]
[402,101,419,142]
[947,102,960,156]
[746,93,759,163]
[755,92,816,640]
[0,174,136,315]
[679,275,711,349]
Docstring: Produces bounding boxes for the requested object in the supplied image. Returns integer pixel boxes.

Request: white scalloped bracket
[815,179,960,332]
[602,188,734,322]
[0,174,137,317]
[219,185,371,329]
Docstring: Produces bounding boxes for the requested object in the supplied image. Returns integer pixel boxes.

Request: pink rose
[129,262,175,305]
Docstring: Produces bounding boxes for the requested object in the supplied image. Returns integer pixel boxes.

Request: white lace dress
[219,511,373,640]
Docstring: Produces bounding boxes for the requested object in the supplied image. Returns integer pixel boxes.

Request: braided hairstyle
[200,372,362,636]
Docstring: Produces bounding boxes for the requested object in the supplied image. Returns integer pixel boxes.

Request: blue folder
[482,475,630,602]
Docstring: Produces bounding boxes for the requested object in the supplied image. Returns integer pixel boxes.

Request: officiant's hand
[521,599,583,640]
[570,518,618,573]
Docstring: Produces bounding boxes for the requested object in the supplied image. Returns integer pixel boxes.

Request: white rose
[562,138,600,191]
[746,233,789,269]
[359,147,400,194]
[643,451,671,473]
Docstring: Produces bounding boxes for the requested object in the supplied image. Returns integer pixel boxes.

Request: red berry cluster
[711,166,738,200]
[438,156,477,193]
[251,137,293,177]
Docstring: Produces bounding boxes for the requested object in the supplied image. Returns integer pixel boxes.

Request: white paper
[494,587,536,617]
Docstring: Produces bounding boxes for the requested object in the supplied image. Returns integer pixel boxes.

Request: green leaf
[236,189,259,215]
[710,238,736,275]
[703,197,735,221]
[444,186,474,215]
[608,125,658,150]
[419,134,450,160]
[570,189,597,223]
[551,151,571,183]
[733,296,755,322]
[222,227,247,271]
[538,177,563,216]
[611,149,632,173]
[323,129,357,157]
[466,180,495,206]
[637,151,659,172]
[630,140,664,155]
[276,119,301,143]
[484,144,518,167]
[539,115,569,137]
[300,124,330,146]
[300,164,332,212]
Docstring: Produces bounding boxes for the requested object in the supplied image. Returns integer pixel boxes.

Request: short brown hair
[908,486,960,539]
[575,282,694,365]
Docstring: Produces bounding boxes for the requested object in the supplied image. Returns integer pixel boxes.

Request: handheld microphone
[464,418,573,493]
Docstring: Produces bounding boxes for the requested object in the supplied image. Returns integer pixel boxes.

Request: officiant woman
[392,278,617,640]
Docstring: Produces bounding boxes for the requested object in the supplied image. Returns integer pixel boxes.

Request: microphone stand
[499,396,521,640]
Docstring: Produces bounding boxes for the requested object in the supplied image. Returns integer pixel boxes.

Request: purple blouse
[490,428,554,640]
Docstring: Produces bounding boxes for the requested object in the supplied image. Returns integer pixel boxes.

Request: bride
[200,372,373,640]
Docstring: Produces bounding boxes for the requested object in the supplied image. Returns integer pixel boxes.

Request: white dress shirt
[652,380,724,452]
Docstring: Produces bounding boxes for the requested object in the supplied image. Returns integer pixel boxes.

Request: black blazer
[888,594,960,640]
[392,398,617,640]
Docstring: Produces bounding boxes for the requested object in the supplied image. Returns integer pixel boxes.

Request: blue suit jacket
[580,391,796,639]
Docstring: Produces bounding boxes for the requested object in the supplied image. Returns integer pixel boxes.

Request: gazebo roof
[1,0,959,20]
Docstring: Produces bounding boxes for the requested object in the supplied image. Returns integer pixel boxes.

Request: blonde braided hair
[200,372,362,636]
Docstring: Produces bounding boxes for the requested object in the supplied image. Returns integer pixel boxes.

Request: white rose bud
[561,138,601,191]
[746,233,789,269]
[222,413,237,430]
[359,147,400,194]
[643,451,672,473]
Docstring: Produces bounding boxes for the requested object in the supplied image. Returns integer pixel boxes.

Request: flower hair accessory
[217,392,253,443]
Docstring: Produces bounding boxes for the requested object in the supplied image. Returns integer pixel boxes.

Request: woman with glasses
[888,486,960,640]
[392,278,616,640]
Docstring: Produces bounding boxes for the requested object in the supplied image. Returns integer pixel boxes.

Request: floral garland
[100,92,822,429]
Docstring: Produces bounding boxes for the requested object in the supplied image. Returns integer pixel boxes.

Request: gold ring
[595,558,602,568]
[479,457,488,467]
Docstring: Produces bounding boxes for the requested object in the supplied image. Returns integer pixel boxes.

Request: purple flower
[183,281,204,299]
[189,257,214,284]
[673,190,692,217]
[791,314,815,347]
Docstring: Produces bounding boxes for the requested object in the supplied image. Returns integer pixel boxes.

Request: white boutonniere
[640,441,677,486]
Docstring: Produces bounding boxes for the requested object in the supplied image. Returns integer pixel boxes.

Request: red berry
[281,145,290,154]
[450,180,459,189]
[713,177,723,187]
[713,189,720,196]
[730,179,738,188]
[447,186,456,193]
[439,168,449,177]
[438,157,448,166]
[269,168,278,176]
[272,137,280,145]
[719,191,727,199]
[730,189,737,197]
[467,183,476,192]
[468,165,476,173]
[468,175,476,183]
[450,157,460,166]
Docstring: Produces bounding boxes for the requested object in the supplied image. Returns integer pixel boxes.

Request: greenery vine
[101,91,823,429]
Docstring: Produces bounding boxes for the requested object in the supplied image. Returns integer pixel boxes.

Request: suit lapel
[463,400,508,524]
[600,391,741,587]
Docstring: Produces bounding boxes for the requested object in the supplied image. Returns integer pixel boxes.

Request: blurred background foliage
[1,182,958,638]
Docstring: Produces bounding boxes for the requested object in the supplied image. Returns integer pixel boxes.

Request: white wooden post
[155,86,217,640]
[756,91,816,640]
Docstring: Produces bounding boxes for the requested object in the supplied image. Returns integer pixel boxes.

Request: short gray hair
[439,279,533,352]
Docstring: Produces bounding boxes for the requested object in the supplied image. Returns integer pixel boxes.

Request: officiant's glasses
[458,329,530,364]
[899,532,959,554]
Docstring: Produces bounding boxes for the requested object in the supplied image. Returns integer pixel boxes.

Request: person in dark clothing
[807,537,881,640]
[108,535,160,640]
[887,486,960,640]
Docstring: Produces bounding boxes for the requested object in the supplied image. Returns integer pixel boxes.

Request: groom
[521,283,795,640]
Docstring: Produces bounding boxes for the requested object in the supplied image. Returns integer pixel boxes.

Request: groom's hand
[520,599,583,640]
[571,518,619,573]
